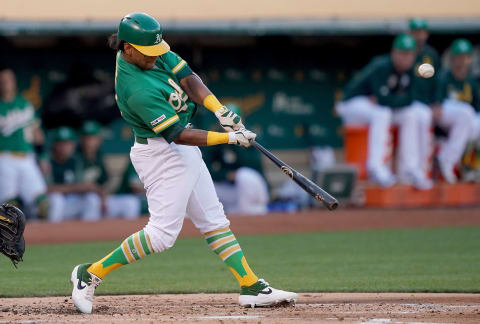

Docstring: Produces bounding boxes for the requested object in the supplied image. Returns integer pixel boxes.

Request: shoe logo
[77,279,86,290]
[249,288,273,295]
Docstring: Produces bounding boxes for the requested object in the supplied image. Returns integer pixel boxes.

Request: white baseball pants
[0,153,47,205]
[215,167,269,215]
[437,99,478,168]
[130,137,230,253]
[337,96,432,179]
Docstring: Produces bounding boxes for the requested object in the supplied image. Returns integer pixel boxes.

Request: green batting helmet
[117,12,170,56]
[450,39,473,56]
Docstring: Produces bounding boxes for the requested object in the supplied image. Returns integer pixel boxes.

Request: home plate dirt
[1,293,479,323]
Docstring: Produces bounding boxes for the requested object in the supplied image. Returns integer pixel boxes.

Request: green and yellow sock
[204,227,258,287]
[87,229,154,279]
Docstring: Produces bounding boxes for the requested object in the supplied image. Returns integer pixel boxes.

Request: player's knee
[84,193,101,207]
[143,220,183,253]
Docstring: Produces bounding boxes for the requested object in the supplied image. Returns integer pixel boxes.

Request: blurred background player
[0,66,48,219]
[409,18,441,108]
[203,104,269,215]
[433,39,480,183]
[336,34,433,190]
[47,127,103,222]
[77,120,141,219]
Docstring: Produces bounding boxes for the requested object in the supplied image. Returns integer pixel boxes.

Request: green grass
[1,227,479,297]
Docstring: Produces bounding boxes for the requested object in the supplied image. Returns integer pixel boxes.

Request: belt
[0,151,28,157]
[135,136,148,144]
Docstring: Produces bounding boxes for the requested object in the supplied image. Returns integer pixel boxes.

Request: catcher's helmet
[117,12,170,56]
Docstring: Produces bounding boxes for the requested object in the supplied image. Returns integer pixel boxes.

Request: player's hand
[228,128,256,147]
[215,106,245,131]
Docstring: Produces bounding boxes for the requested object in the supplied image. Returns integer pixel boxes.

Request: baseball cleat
[70,263,102,314]
[238,279,298,308]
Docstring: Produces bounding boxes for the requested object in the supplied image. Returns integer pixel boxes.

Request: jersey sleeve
[161,51,193,80]
[127,89,183,142]
[343,60,376,101]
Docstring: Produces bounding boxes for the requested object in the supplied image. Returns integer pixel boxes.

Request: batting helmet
[117,12,170,56]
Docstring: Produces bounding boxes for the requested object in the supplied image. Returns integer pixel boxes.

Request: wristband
[203,94,224,113]
[206,131,229,146]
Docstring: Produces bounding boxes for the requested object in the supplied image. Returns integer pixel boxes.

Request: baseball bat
[252,141,338,211]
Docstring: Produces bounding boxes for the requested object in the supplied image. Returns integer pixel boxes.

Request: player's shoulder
[369,54,390,67]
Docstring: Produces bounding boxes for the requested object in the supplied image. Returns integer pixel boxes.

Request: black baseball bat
[252,141,339,211]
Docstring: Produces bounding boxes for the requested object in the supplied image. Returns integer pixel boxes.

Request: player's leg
[79,192,102,222]
[393,103,433,190]
[0,154,20,205]
[187,153,297,307]
[437,99,477,183]
[17,155,48,219]
[105,194,141,220]
[337,96,394,186]
[72,139,200,313]
[233,167,268,215]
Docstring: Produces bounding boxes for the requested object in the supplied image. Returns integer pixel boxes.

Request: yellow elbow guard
[203,94,224,113]
[206,132,230,146]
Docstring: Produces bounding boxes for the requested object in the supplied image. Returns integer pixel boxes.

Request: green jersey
[0,95,36,152]
[76,151,108,185]
[49,157,80,184]
[115,50,196,143]
[414,44,440,105]
[343,55,417,108]
[434,69,480,112]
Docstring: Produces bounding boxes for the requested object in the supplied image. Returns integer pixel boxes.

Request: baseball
[418,63,435,78]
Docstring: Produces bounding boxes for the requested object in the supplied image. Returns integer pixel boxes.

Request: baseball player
[0,66,48,219]
[47,127,103,222]
[70,12,297,314]
[77,120,141,219]
[409,18,440,106]
[337,34,433,190]
[433,39,480,183]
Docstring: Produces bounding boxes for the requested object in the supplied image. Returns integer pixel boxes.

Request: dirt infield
[1,293,479,323]
[25,207,480,245]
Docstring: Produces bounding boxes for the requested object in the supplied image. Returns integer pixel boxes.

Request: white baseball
[418,63,435,78]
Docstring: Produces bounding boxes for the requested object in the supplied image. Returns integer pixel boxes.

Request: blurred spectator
[77,121,141,220]
[47,126,103,222]
[433,39,480,183]
[0,66,48,219]
[409,18,440,106]
[336,34,433,190]
[203,105,269,215]
[43,62,117,129]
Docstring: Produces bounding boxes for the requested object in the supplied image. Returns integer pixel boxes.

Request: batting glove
[228,128,256,147]
[216,106,245,131]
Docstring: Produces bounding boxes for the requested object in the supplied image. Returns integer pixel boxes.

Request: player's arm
[173,128,255,147]
[128,89,255,147]
[162,51,244,131]
[342,59,376,102]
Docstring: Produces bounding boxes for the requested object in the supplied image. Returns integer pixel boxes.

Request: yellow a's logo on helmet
[155,34,161,44]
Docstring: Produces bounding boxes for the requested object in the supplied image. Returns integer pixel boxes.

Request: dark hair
[108,33,125,51]
[0,64,10,73]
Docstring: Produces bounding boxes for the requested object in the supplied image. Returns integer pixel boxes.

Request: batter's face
[0,69,17,100]
[410,30,429,49]
[451,54,472,80]
[392,50,416,73]
[123,43,158,70]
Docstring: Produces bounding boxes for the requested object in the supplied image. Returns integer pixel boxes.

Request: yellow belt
[0,151,28,158]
